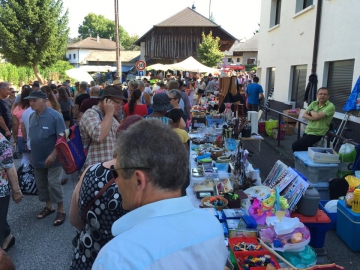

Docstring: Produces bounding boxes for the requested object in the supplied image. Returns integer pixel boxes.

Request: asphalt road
[7,156,78,270]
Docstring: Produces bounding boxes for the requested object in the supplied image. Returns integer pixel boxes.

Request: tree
[0,0,69,83]
[78,13,116,39]
[197,31,224,68]
[122,34,140,51]
[78,13,135,49]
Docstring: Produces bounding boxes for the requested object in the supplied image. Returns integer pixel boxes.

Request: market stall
[185,106,349,270]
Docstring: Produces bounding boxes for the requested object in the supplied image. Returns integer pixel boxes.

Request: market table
[241,135,264,152]
[186,133,258,208]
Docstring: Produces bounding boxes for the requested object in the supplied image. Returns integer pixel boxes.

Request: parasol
[65,68,93,82]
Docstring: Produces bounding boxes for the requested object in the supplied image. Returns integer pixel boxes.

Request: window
[291,65,307,108]
[73,54,76,59]
[296,0,313,13]
[227,58,232,63]
[247,59,256,65]
[236,58,240,63]
[69,54,71,60]
[267,68,276,98]
[270,0,282,28]
[327,60,355,113]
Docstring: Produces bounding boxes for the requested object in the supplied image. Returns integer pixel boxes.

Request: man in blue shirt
[25,91,67,226]
[93,120,228,270]
[245,76,264,111]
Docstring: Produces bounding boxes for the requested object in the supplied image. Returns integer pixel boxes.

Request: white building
[257,0,360,126]
[224,34,258,66]
[66,36,139,73]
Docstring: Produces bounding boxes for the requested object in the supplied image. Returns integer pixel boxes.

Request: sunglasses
[169,98,177,101]
[11,91,16,93]
[110,165,151,179]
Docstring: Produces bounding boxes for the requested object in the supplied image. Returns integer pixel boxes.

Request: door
[291,65,307,108]
[327,59,355,113]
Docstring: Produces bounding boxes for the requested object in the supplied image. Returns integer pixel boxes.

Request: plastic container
[215,163,229,172]
[297,186,320,216]
[291,210,331,248]
[294,151,339,183]
[336,200,360,251]
[319,200,337,230]
[206,115,223,127]
[233,251,281,270]
[258,122,265,133]
[311,182,330,200]
[228,236,263,254]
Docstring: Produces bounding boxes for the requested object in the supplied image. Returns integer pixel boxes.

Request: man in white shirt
[93,120,228,270]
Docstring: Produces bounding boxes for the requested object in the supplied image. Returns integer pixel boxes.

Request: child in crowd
[166,109,189,150]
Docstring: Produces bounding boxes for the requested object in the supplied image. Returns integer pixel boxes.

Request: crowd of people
[0,70,259,269]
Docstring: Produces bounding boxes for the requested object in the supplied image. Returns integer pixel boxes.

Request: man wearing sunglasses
[79,85,125,172]
[93,120,228,270]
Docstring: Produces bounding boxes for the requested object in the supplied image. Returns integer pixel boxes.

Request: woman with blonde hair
[40,85,61,113]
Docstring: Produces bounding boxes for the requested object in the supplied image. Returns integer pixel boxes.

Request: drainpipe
[311,0,323,74]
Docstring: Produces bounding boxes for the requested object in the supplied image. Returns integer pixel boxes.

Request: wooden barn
[134,7,237,64]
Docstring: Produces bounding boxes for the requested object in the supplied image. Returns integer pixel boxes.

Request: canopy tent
[166,56,216,73]
[79,65,116,72]
[66,68,93,82]
[145,63,169,71]
[223,65,246,70]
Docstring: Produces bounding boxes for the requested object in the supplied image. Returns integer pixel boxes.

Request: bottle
[352,188,360,213]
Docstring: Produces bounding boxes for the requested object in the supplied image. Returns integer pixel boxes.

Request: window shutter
[327,60,355,113]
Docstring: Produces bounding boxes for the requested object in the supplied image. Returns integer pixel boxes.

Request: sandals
[37,207,55,219]
[53,212,66,226]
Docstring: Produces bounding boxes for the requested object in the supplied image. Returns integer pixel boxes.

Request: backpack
[55,110,102,174]
[18,164,37,195]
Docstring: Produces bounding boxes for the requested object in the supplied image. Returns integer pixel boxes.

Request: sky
[62,0,261,41]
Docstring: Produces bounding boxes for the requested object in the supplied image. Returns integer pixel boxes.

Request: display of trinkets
[238,255,276,270]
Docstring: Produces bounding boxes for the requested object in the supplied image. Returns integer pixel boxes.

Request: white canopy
[167,56,216,73]
[79,65,116,72]
[65,68,94,82]
[145,63,169,71]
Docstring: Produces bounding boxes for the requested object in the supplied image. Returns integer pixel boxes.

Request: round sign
[135,60,146,71]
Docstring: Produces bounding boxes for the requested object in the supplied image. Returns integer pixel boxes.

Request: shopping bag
[338,143,357,177]
[265,119,278,136]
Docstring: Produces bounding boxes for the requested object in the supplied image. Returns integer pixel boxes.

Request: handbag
[13,145,21,159]
[17,164,37,195]
[72,177,115,248]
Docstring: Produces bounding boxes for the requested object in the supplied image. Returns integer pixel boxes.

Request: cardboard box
[282,108,300,123]
[308,147,340,163]
[285,124,295,135]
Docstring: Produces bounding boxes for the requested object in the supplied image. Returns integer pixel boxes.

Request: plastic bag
[265,119,278,137]
[338,143,357,177]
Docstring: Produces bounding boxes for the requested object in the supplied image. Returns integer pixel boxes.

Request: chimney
[97,34,100,42]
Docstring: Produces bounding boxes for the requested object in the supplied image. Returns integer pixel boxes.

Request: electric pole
[114,0,121,79]
[209,0,212,19]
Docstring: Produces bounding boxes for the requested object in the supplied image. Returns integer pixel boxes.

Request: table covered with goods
[184,114,360,270]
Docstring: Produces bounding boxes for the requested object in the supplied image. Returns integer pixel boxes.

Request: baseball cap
[24,90,47,100]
